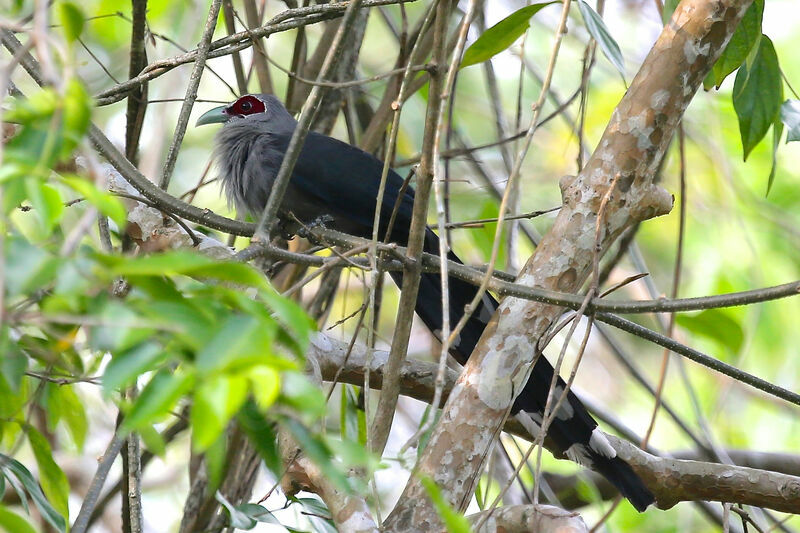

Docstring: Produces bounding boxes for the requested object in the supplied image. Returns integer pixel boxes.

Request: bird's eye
[231,96,265,117]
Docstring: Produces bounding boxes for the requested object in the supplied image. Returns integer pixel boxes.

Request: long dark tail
[389,228,654,512]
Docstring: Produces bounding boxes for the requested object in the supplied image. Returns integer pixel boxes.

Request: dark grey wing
[290,131,416,241]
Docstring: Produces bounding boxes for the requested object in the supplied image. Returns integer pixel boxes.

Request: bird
[197,93,655,512]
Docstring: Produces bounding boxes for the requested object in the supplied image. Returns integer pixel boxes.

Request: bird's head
[196,94,295,131]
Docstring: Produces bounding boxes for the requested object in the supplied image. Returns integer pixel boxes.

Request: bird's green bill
[196,105,229,126]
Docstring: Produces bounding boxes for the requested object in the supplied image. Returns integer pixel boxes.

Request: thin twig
[267,54,431,88]
[222,0,248,95]
[642,125,687,447]
[444,206,560,228]
[367,0,441,456]
[93,0,415,106]
[159,0,222,190]
[403,0,480,452]
[251,0,365,240]
[71,432,126,533]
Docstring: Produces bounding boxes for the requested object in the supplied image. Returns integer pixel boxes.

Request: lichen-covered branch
[467,505,587,533]
[384,0,753,528]
[609,436,800,514]
[280,452,378,532]
[307,334,800,515]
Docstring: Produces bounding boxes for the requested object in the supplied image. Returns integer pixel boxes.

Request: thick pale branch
[610,436,800,514]
[308,333,800,515]
[384,0,754,527]
[281,453,378,532]
[467,505,587,533]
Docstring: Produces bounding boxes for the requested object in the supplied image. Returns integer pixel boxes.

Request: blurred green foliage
[1,33,366,532]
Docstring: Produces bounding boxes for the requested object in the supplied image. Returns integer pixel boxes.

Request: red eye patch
[227,95,266,117]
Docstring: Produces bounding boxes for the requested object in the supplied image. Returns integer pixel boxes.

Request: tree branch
[307,332,800,515]
[467,504,587,533]
[610,436,800,514]
[384,0,752,526]
[159,0,222,189]
[93,0,416,106]
[71,433,125,533]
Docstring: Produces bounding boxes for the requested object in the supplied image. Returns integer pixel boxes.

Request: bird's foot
[297,214,334,240]
[274,218,295,241]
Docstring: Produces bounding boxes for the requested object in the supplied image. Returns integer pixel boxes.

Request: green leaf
[420,476,472,533]
[0,334,27,392]
[2,171,28,214]
[343,386,366,445]
[4,236,59,297]
[247,365,280,411]
[104,251,214,276]
[767,117,783,196]
[46,384,88,450]
[122,370,195,431]
[340,385,360,442]
[577,0,625,79]
[27,428,70,521]
[61,79,92,157]
[103,342,167,396]
[676,309,744,355]
[237,401,280,474]
[191,373,248,451]
[283,418,350,491]
[325,437,380,474]
[705,0,764,90]
[25,179,63,236]
[260,289,313,356]
[461,3,557,68]
[5,80,91,166]
[0,505,38,533]
[236,503,281,525]
[195,314,277,374]
[293,497,331,519]
[216,491,256,530]
[4,90,58,125]
[205,434,227,491]
[0,453,67,532]
[138,424,166,457]
[470,199,507,269]
[58,2,85,43]
[61,174,127,228]
[0,374,25,419]
[416,406,441,459]
[107,251,268,288]
[780,99,800,142]
[661,0,680,23]
[280,372,326,419]
[733,35,782,160]
[293,497,336,533]
[140,300,215,352]
[3,461,30,513]
[87,300,154,353]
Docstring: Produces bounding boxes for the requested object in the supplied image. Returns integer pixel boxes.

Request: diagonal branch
[308,333,800,515]
[383,0,754,528]
[159,0,222,189]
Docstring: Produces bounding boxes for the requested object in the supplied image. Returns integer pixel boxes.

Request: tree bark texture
[384,0,753,528]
